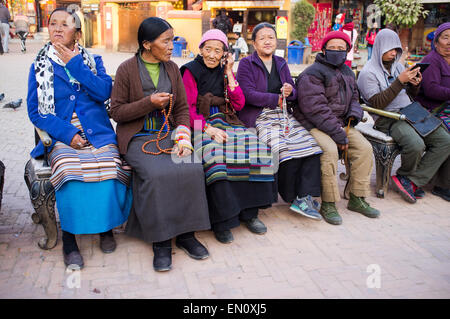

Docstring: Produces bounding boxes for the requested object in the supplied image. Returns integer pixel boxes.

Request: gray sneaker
[290,195,322,220]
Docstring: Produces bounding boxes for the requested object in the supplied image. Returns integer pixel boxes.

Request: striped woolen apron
[194,112,274,186]
[255,107,322,163]
[49,112,131,191]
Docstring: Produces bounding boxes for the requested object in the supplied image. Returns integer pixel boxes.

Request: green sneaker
[347,193,380,218]
[320,202,342,225]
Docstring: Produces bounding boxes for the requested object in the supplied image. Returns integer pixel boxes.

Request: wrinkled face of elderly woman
[436,29,450,58]
[142,28,174,63]
[253,27,277,57]
[200,40,226,69]
[48,10,81,49]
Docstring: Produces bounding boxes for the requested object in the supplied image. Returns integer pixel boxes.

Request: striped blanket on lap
[438,107,450,131]
[194,112,274,185]
[49,113,131,191]
[255,107,322,163]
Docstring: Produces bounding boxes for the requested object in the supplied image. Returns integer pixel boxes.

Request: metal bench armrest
[35,126,52,147]
[360,104,406,121]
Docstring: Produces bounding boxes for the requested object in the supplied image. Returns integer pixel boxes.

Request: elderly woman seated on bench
[26,8,132,269]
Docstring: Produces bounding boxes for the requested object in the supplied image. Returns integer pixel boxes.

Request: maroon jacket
[294,53,363,145]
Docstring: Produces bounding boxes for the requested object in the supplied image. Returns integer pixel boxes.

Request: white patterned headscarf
[33,41,97,117]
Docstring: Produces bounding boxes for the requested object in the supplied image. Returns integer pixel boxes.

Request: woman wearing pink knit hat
[181,29,276,244]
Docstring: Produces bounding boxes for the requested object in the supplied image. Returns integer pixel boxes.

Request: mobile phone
[412,63,430,74]
[221,52,228,67]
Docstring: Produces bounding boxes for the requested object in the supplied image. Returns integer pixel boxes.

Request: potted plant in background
[374,0,428,54]
[291,0,315,63]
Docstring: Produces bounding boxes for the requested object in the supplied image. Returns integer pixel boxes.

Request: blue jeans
[233,48,241,61]
[0,23,9,53]
[367,45,373,60]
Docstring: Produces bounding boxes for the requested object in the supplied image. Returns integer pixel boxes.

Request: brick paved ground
[0,40,449,299]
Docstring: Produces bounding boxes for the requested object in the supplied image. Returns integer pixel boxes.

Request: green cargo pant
[375,117,450,187]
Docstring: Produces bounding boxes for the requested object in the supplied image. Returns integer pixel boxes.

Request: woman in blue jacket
[27,8,132,269]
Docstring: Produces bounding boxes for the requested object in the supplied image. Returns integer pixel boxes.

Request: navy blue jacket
[27,54,113,158]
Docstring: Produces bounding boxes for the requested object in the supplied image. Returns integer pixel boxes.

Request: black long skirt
[207,179,277,232]
[124,135,211,243]
[275,155,321,203]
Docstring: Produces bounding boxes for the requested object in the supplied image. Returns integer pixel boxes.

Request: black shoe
[243,217,267,234]
[63,250,84,269]
[99,232,116,254]
[152,245,172,272]
[176,236,209,260]
[432,186,450,202]
[214,230,234,244]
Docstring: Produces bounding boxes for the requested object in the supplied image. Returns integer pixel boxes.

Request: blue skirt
[55,179,132,235]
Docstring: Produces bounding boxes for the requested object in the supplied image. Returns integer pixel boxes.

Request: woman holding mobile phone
[180,29,276,244]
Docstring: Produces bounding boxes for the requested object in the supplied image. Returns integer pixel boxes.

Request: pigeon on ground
[0,93,4,102]
[3,98,23,110]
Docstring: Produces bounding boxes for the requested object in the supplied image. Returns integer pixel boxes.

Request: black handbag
[399,102,443,137]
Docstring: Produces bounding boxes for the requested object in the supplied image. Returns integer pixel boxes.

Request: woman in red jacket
[365,22,378,61]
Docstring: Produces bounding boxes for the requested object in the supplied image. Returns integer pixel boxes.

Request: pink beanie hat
[199,29,229,49]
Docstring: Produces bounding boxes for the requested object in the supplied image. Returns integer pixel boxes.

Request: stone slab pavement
[0,41,449,299]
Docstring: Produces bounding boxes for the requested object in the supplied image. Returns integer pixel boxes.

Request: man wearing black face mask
[294,31,380,225]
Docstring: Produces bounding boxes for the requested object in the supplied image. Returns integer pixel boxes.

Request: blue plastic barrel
[287,40,305,64]
[173,36,187,57]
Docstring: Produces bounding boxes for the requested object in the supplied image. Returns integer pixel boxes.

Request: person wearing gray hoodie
[358,29,450,204]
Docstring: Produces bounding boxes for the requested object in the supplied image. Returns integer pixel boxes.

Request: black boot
[176,232,209,260]
[152,240,172,272]
[432,186,450,201]
[62,231,84,269]
[99,230,116,254]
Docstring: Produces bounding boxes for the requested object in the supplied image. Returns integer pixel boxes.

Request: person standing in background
[232,32,248,61]
[14,13,29,53]
[212,10,232,35]
[0,0,11,54]
[332,13,343,32]
[365,22,378,61]
[341,17,358,68]
[0,26,3,54]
